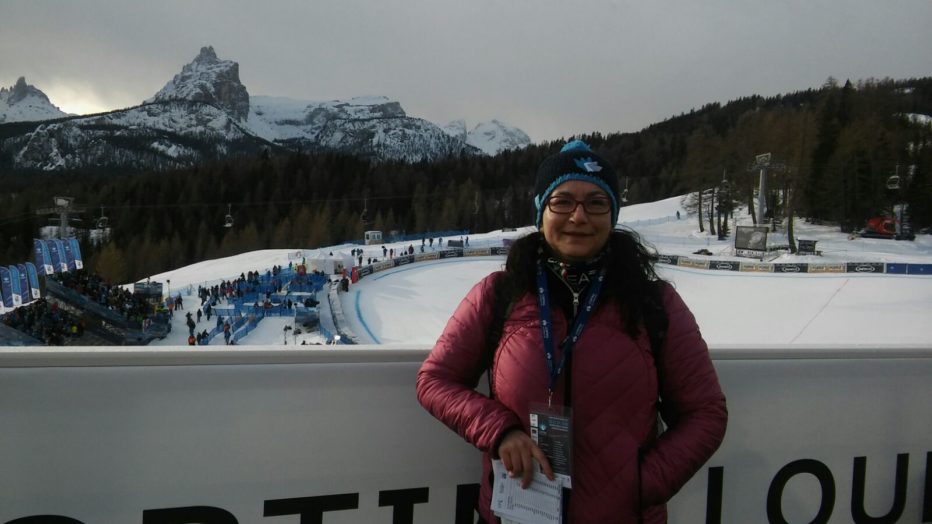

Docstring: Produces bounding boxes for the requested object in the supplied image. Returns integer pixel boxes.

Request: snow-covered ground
[145,196,932,348]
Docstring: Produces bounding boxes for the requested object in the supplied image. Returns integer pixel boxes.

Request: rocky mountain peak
[148,46,250,121]
[5,77,50,106]
[0,77,68,123]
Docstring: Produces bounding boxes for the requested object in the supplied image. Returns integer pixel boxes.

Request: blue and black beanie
[533,140,619,228]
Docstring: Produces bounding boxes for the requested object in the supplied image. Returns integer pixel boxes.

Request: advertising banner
[393,255,414,268]
[69,238,84,270]
[414,252,440,263]
[657,254,680,266]
[489,247,510,257]
[0,267,13,308]
[885,263,908,275]
[60,239,75,272]
[678,257,710,270]
[25,262,41,299]
[735,226,769,251]
[809,263,846,274]
[464,248,491,257]
[908,264,932,275]
[439,249,462,259]
[47,240,64,274]
[372,260,393,273]
[847,262,884,274]
[33,239,54,276]
[7,266,22,307]
[774,263,808,274]
[0,348,929,523]
[357,266,373,279]
[708,260,740,271]
[16,264,31,304]
[739,262,774,273]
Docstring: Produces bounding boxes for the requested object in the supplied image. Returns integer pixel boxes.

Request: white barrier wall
[1,346,930,524]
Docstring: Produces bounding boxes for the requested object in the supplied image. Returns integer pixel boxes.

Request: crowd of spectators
[1,298,84,345]
[53,270,151,324]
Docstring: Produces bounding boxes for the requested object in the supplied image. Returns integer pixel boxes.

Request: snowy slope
[137,196,932,348]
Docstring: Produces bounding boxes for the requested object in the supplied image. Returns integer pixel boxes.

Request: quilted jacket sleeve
[416,272,523,453]
[640,283,728,506]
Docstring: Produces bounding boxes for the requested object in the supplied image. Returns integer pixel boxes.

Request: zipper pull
[572,291,580,317]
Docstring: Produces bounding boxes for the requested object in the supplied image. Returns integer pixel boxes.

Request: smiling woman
[417,140,727,523]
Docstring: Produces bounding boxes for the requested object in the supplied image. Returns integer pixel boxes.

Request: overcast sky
[2,0,931,142]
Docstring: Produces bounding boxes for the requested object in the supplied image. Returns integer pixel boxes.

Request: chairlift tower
[36,196,85,239]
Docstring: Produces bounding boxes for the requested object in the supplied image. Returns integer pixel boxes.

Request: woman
[416,141,727,522]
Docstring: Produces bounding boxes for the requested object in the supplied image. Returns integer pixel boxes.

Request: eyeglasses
[546,195,612,215]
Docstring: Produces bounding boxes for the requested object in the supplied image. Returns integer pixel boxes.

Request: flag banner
[47,240,65,274]
[25,263,41,300]
[60,240,75,272]
[33,239,53,276]
[0,267,13,308]
[7,266,23,307]
[16,264,31,305]
[68,238,84,270]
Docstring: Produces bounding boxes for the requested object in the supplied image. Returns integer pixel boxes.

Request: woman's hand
[497,429,555,488]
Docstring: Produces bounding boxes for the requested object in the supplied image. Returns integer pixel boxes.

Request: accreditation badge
[529,403,573,489]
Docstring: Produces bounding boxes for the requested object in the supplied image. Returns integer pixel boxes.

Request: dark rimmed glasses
[546,195,612,215]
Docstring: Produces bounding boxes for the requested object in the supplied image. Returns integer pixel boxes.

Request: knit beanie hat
[533,140,619,228]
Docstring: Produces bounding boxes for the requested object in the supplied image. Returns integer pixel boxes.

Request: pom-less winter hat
[533,140,619,228]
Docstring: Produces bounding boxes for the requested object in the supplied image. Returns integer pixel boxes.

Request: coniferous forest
[2,77,931,284]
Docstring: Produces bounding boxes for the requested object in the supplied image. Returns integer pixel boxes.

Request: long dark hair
[501,228,667,340]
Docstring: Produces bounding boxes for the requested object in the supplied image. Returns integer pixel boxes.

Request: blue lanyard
[536,260,606,396]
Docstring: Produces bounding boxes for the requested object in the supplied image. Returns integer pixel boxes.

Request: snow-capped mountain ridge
[0,77,70,124]
[0,46,528,170]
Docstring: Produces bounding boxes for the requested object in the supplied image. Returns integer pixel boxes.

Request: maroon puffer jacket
[417,272,727,523]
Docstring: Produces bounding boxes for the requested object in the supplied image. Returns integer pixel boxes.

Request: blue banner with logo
[58,239,74,273]
[47,240,64,274]
[69,238,84,270]
[8,266,23,307]
[25,262,41,300]
[16,264,31,304]
[62,240,76,271]
[34,239,53,276]
[0,266,13,308]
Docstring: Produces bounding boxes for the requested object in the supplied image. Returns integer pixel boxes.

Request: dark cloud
[2,0,931,141]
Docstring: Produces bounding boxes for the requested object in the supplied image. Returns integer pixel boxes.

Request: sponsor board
[908,264,932,275]
[393,255,414,267]
[0,349,929,523]
[709,260,739,271]
[490,247,510,256]
[464,248,491,257]
[439,250,461,259]
[739,262,774,273]
[657,254,680,266]
[808,263,846,273]
[371,261,393,272]
[846,262,884,274]
[357,266,373,279]
[677,257,710,270]
[415,252,440,262]
[774,263,808,274]
[735,249,765,259]
[885,263,908,275]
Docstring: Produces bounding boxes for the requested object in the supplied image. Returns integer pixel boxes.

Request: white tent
[308,252,355,275]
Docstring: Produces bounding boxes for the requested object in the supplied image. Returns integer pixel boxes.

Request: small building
[364,231,382,245]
